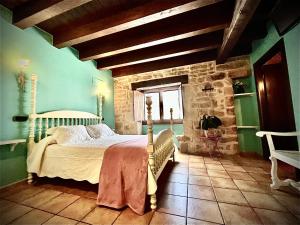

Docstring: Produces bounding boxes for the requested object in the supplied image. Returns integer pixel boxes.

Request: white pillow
[86,124,115,138]
[46,126,59,135]
[53,125,92,145]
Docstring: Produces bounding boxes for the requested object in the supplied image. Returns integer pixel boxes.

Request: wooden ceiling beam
[217,0,261,63]
[111,49,217,77]
[13,0,92,29]
[77,1,233,61]
[53,0,223,48]
[97,31,223,69]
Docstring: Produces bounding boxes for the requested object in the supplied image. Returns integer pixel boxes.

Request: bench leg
[269,156,290,189]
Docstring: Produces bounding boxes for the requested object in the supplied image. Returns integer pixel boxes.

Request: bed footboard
[153,129,175,178]
[145,97,175,210]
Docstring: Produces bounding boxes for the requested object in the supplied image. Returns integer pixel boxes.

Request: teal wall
[250,22,300,135]
[234,76,262,154]
[0,6,114,187]
[237,22,300,155]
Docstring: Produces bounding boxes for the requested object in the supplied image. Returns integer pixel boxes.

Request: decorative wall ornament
[17,59,30,91]
[202,82,214,92]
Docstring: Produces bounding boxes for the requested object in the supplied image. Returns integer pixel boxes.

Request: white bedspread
[27,135,157,194]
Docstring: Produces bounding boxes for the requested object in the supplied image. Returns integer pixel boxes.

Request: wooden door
[254,40,298,159]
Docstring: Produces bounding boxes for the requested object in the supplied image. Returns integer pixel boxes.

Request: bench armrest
[256,131,300,153]
[256,131,300,137]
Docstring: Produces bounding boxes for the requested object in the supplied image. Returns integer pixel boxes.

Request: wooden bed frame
[27,75,175,210]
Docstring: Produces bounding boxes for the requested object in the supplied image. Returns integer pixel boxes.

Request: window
[162,90,183,119]
[143,85,183,123]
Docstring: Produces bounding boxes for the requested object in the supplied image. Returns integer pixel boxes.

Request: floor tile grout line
[3,206,34,225]
[73,199,98,223]
[185,155,190,225]
[146,210,155,225]
[186,215,225,225]
[49,195,83,219]
[262,193,299,217]
[271,194,298,217]
[8,193,75,215]
[207,159,225,225]
[21,190,64,209]
[3,186,46,203]
[238,188,266,225]
[5,194,90,224]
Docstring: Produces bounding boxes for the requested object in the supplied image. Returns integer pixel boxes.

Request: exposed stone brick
[210,72,226,80]
[213,81,224,87]
[200,102,211,108]
[225,96,234,107]
[224,86,233,95]
[225,126,237,135]
[227,68,249,79]
[216,59,249,71]
[226,107,235,115]
[214,110,225,117]
[221,117,236,126]
[114,58,251,155]
[192,103,201,108]
[220,136,238,143]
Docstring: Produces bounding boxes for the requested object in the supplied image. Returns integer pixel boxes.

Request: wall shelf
[237,126,259,129]
[234,92,256,97]
[233,76,262,153]
[0,139,26,151]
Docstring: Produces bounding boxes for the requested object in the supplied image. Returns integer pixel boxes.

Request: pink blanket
[97,137,149,215]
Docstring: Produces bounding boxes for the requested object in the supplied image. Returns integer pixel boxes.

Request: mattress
[39,144,105,183]
[36,135,157,194]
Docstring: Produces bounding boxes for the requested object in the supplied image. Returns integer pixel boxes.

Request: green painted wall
[237,22,300,155]
[234,76,262,154]
[142,124,184,146]
[0,7,114,187]
[250,22,300,143]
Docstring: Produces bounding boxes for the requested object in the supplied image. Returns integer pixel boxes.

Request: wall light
[17,59,30,91]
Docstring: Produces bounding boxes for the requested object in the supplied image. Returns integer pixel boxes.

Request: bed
[27,75,176,210]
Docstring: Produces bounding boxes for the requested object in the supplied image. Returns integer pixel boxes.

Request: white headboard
[28,75,102,145]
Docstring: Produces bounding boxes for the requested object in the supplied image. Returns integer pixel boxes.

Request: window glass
[162,90,183,119]
[144,93,160,120]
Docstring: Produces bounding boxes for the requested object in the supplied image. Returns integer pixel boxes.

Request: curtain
[133,90,144,122]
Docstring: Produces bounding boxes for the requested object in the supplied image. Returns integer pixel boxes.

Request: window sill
[142,119,183,125]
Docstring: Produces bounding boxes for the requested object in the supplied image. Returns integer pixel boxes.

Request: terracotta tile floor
[0,152,299,225]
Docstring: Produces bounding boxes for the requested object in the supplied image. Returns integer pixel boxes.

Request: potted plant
[199,114,222,137]
[232,80,245,94]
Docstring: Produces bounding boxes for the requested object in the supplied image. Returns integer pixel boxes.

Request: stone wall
[114,56,251,155]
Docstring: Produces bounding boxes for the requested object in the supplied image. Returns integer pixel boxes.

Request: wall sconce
[17,59,30,91]
[97,93,103,117]
[202,82,214,92]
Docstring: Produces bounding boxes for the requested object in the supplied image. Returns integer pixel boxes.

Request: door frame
[253,39,296,159]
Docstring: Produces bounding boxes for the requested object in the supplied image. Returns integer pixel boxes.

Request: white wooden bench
[256,131,300,191]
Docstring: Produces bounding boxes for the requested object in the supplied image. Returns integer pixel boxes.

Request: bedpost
[97,94,103,122]
[146,96,157,210]
[146,96,154,148]
[28,74,37,184]
[170,108,173,131]
[169,108,175,162]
